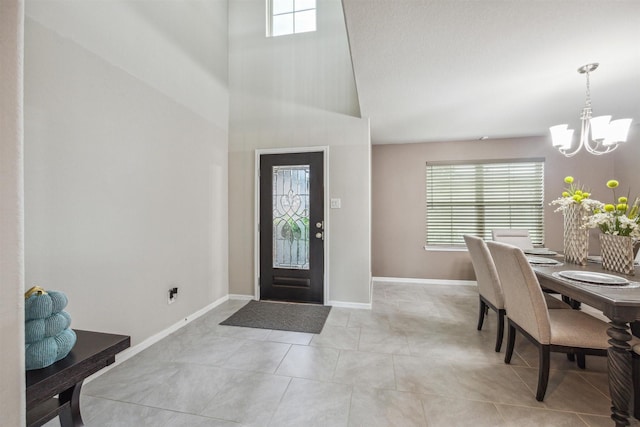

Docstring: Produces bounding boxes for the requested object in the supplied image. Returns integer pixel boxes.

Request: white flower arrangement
[551,176,640,239]
[584,212,640,239]
[551,196,603,213]
[549,176,601,213]
[581,179,640,239]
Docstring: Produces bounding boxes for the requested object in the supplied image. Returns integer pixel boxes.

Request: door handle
[315,232,323,240]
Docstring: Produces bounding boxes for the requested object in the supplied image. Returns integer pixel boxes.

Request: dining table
[531,254,640,427]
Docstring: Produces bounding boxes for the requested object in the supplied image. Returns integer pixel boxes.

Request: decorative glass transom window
[425,159,545,247]
[268,0,316,37]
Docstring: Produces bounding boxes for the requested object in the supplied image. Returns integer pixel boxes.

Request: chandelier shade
[550,63,632,157]
[549,125,574,150]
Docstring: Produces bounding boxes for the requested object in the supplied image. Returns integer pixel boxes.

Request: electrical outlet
[168,287,178,304]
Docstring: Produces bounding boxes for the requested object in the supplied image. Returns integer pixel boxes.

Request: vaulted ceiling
[342,0,640,145]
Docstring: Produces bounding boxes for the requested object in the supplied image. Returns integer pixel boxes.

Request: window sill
[424,246,468,252]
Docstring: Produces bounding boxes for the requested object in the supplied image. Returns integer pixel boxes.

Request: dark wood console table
[26,329,130,427]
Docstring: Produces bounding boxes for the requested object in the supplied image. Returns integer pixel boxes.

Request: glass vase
[600,233,635,276]
[563,204,589,265]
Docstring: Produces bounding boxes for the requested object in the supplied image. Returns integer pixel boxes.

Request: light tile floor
[44,282,640,426]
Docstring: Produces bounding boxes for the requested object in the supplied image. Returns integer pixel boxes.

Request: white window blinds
[425,159,545,246]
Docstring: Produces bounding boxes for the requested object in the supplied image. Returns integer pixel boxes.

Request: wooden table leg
[607,319,632,427]
[58,380,84,427]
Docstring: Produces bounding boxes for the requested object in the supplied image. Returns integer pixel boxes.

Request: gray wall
[1,0,26,424]
[613,132,640,204]
[24,0,230,346]
[228,0,372,305]
[370,135,640,280]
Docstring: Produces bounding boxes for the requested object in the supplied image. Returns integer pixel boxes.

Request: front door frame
[254,146,330,305]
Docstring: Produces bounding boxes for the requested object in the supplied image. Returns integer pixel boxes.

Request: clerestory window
[268,0,317,37]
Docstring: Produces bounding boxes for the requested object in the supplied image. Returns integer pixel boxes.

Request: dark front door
[259,152,324,304]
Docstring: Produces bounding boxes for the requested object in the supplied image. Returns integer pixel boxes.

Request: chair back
[486,241,551,344]
[491,229,534,249]
[464,235,504,309]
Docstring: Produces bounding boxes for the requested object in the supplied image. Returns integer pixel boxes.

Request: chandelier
[550,63,632,157]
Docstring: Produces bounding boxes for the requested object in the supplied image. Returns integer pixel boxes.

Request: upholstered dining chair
[486,241,609,401]
[491,229,534,249]
[464,235,570,353]
[493,229,582,310]
[464,235,506,352]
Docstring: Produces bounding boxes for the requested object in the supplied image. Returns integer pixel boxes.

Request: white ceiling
[342,0,640,145]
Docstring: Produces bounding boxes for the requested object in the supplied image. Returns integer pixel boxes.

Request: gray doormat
[220,300,331,334]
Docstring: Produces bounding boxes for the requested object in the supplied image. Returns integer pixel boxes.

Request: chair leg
[504,323,516,364]
[477,297,486,331]
[577,352,586,369]
[536,345,551,401]
[633,352,640,420]
[495,309,505,352]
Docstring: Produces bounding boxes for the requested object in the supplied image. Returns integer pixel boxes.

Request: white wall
[24,0,229,345]
[228,0,372,305]
[0,1,26,424]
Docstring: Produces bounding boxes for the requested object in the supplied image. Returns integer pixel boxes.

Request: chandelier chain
[584,70,591,110]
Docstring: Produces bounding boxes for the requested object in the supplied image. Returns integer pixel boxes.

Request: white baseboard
[229,294,255,300]
[84,294,230,383]
[328,300,372,310]
[372,276,476,286]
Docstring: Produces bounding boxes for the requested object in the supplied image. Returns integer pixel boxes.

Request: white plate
[558,270,630,285]
[524,248,558,256]
[527,256,561,265]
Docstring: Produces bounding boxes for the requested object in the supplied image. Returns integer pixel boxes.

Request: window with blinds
[425,159,545,247]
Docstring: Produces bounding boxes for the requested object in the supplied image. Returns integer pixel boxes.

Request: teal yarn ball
[59,310,71,326]
[44,311,71,337]
[24,288,76,370]
[49,291,68,313]
[25,294,53,321]
[25,337,57,370]
[54,329,77,361]
[25,328,77,370]
[25,319,46,344]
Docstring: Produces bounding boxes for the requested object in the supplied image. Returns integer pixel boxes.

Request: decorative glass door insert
[272,165,310,269]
